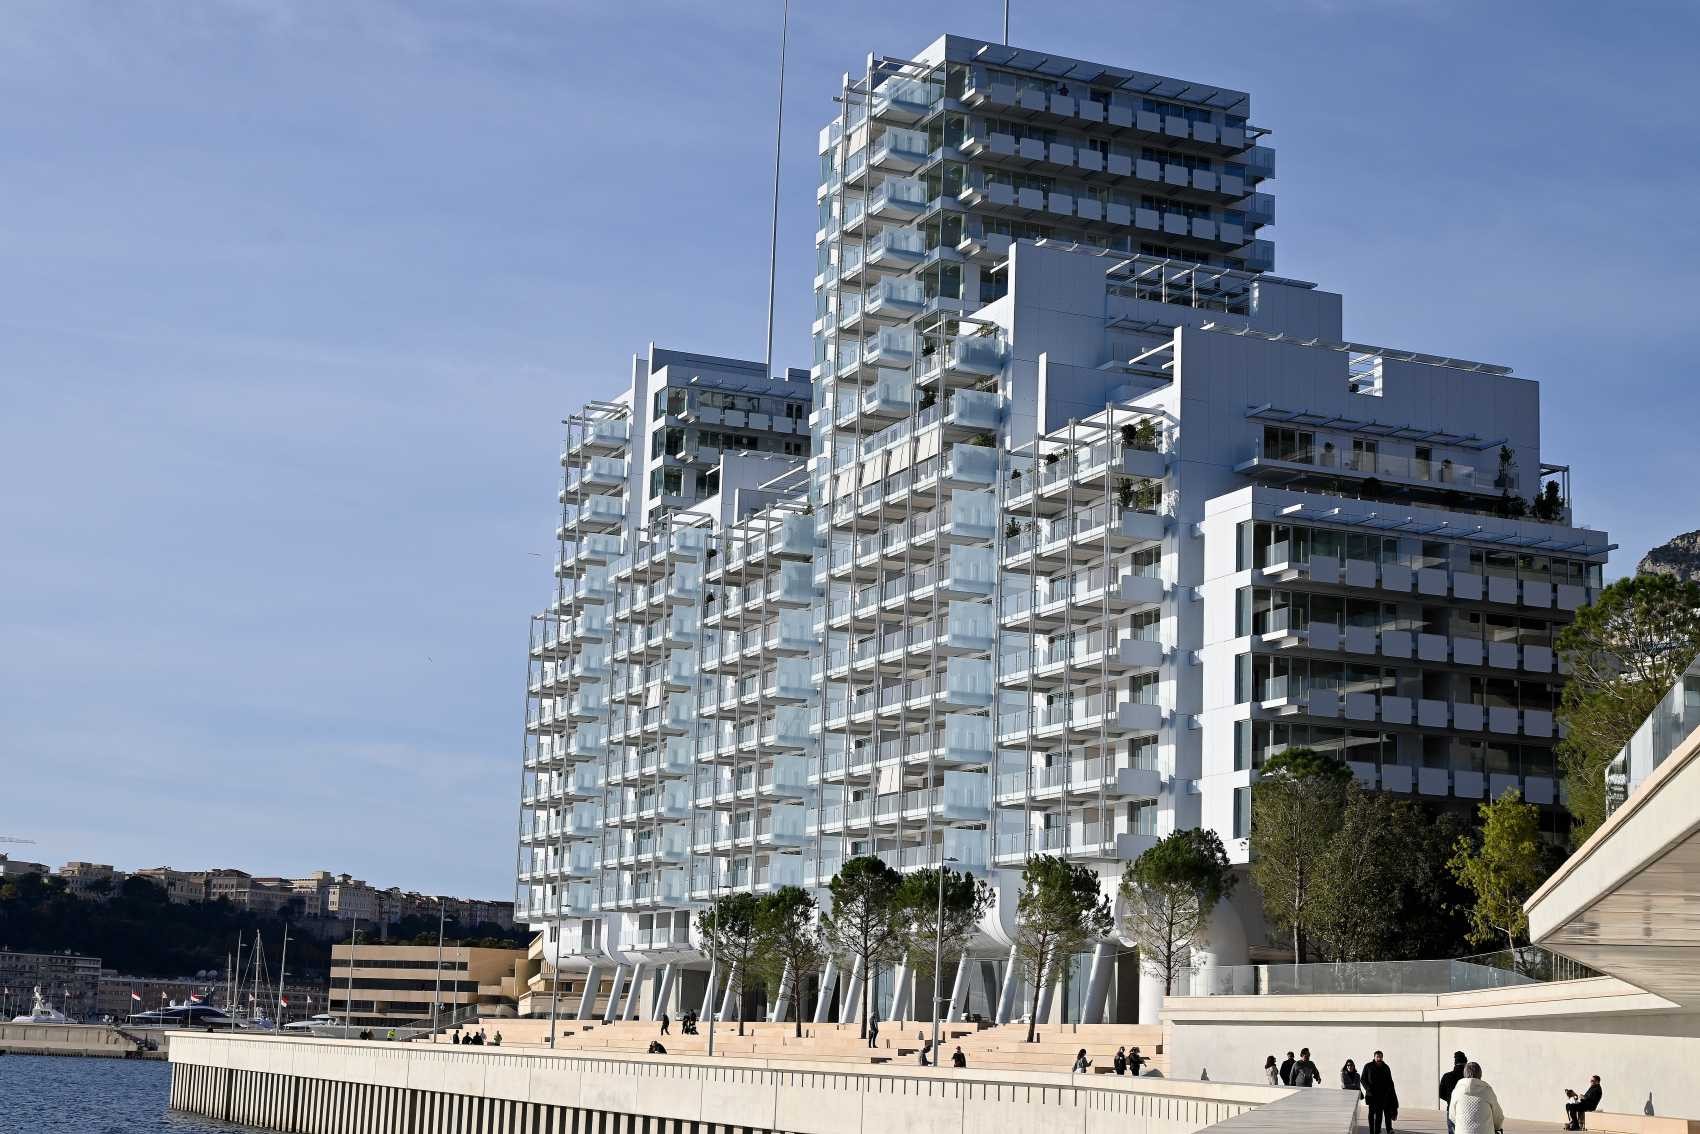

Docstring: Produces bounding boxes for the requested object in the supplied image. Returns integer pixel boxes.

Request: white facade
[515,37,1609,1029]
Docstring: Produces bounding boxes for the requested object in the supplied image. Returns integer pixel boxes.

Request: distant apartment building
[326,943,525,1030]
[133,866,208,903]
[0,949,102,1022]
[0,854,48,879]
[56,861,123,898]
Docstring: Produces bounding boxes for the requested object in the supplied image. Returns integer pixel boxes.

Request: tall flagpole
[761,0,790,382]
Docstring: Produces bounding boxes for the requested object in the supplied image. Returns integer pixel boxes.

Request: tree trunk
[793,971,803,1039]
[859,953,868,1040]
[1025,949,1044,1043]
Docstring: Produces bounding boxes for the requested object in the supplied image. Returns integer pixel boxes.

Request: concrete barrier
[0,1022,150,1059]
[168,1033,1311,1134]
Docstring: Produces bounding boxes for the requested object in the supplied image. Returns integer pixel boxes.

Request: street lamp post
[931,857,959,1069]
[431,904,445,1042]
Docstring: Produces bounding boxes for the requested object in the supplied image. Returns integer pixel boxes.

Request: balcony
[573,493,626,532]
[866,225,927,271]
[942,443,998,487]
[941,389,1002,434]
[940,335,1007,381]
[566,417,629,459]
[865,277,925,322]
[870,127,929,172]
[871,77,936,123]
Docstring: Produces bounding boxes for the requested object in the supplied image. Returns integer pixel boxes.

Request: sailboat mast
[276,925,290,1024]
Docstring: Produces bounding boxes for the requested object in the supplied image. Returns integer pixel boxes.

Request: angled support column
[767,962,792,1022]
[840,956,866,1025]
[698,963,719,1021]
[1081,942,1114,1025]
[602,964,626,1024]
[718,964,740,1021]
[995,945,1021,1024]
[1035,957,1058,1024]
[650,963,677,1021]
[622,962,645,1021]
[812,957,839,1023]
[886,959,912,1022]
[946,950,972,1021]
[576,964,602,1021]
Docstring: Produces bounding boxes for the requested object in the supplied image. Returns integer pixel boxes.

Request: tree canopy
[1449,789,1548,952]
[696,891,761,1035]
[819,855,904,1037]
[1556,574,1700,842]
[1119,829,1235,995]
[1249,747,1352,963]
[1013,855,1112,1042]
[753,885,824,1037]
[894,866,993,991]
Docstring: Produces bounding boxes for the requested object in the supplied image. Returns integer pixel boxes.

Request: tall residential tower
[515,34,1608,1031]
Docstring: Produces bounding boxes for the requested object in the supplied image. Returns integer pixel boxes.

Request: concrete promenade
[167,1032,1352,1134]
[1164,976,1700,1122]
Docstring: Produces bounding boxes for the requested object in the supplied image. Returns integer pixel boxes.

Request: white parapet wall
[1164,977,1700,1123]
[166,1032,1340,1134]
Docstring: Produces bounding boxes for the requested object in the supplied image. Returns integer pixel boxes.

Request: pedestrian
[1072,1048,1092,1074]
[1449,1063,1504,1134]
[867,1012,880,1049]
[1440,1050,1468,1134]
[918,1035,933,1067]
[1564,1075,1603,1130]
[1279,1051,1296,1085]
[660,1013,670,1036]
[492,1032,503,1047]
[1130,1045,1149,1075]
[1342,1060,1362,1093]
[647,1039,667,1055]
[1293,1048,1320,1087]
[452,1031,461,1045]
[1264,1055,1280,1085]
[1361,1050,1399,1134]
[951,1046,966,1069]
[1114,1046,1128,1075]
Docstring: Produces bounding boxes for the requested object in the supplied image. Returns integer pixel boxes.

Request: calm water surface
[0,1054,248,1134]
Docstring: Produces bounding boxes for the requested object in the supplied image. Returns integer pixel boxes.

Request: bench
[1585,1115,1700,1134]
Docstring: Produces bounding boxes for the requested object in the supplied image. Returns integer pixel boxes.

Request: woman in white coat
[1448,1063,1505,1134]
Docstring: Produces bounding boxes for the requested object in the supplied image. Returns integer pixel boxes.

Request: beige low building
[326,943,526,1030]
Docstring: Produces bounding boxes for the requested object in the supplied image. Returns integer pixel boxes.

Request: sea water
[0,1054,238,1134]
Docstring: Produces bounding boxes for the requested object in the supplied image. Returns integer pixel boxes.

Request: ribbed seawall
[166,1034,1303,1134]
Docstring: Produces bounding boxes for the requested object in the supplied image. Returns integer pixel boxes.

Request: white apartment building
[516,35,1609,1029]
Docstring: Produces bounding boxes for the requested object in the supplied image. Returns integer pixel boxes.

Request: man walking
[1439,1051,1468,1134]
[1279,1050,1296,1085]
[867,1011,880,1049]
[1361,1051,1398,1134]
[1293,1048,1321,1087]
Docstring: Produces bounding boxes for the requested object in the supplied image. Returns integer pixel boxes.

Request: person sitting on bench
[1565,1076,1603,1130]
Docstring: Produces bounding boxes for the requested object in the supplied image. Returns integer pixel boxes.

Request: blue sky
[1,1,1694,899]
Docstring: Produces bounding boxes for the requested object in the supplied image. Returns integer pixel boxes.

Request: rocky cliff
[1639,529,1700,582]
